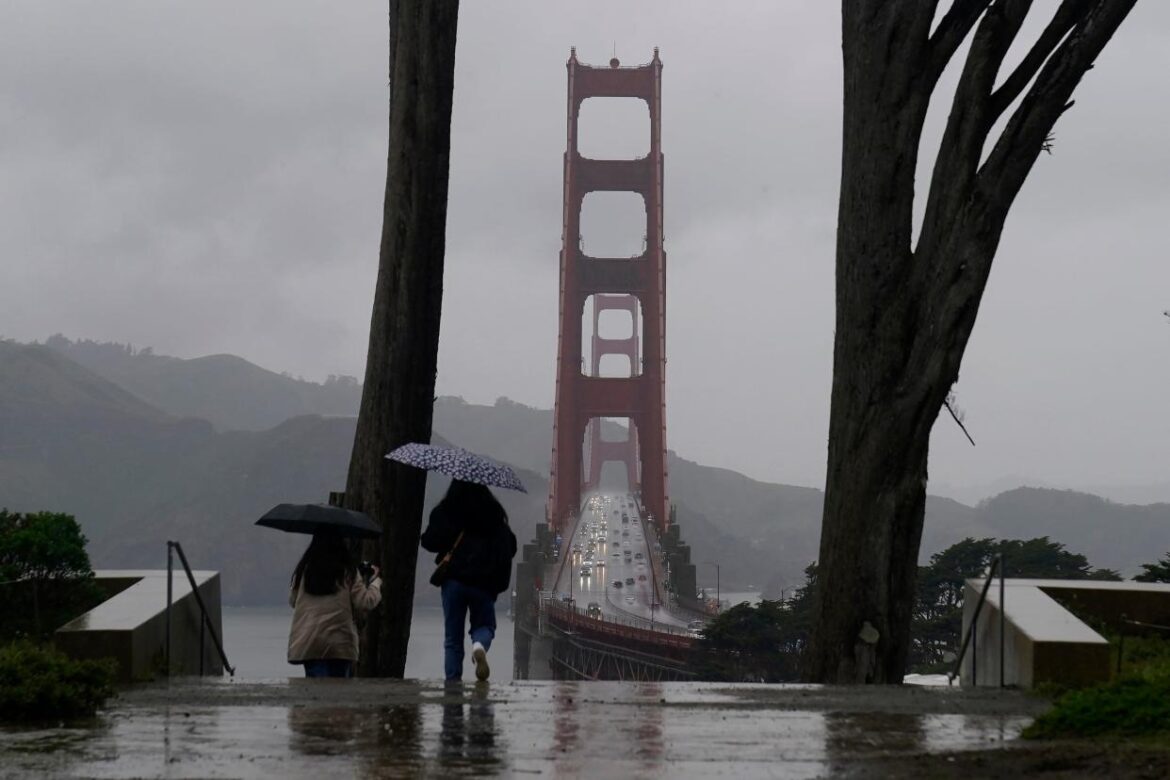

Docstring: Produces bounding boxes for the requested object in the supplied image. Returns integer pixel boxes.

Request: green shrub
[1024,662,1170,740]
[0,510,106,641]
[0,641,116,722]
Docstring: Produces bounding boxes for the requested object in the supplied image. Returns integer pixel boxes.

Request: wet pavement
[0,679,1050,778]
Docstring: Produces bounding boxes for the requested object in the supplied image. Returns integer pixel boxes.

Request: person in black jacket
[420,480,517,681]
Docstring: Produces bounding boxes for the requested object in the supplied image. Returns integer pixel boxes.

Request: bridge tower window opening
[579,191,647,259]
[597,461,633,493]
[596,353,633,378]
[597,307,635,340]
[576,97,650,160]
[582,416,639,493]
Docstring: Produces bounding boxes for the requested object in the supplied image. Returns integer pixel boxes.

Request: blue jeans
[440,579,497,680]
[303,659,352,678]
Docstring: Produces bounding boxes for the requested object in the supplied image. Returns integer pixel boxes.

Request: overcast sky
[3,1,1168,500]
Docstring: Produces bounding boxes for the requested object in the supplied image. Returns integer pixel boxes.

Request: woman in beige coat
[287,533,381,677]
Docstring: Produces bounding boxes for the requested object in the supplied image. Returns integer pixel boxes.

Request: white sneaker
[471,642,490,681]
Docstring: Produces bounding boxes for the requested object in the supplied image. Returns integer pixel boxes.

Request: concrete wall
[56,570,224,683]
[960,579,1170,689]
[960,599,1031,687]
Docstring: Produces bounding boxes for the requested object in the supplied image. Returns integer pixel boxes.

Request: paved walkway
[0,679,1049,778]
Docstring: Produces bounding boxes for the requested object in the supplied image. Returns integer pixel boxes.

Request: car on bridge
[586,602,602,619]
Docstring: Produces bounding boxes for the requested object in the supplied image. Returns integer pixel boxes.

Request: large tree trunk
[346,0,459,678]
[805,0,1137,683]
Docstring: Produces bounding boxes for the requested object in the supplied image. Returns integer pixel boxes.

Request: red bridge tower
[548,48,668,535]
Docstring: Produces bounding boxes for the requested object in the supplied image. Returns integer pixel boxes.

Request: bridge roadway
[550,491,690,632]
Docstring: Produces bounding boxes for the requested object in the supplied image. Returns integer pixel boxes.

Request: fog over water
[3,2,1169,498]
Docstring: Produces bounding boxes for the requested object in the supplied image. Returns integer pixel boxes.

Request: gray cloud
[2,1,1169,496]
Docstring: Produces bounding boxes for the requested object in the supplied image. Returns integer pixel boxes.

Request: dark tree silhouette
[1134,552,1170,583]
[345,0,460,677]
[807,0,1138,683]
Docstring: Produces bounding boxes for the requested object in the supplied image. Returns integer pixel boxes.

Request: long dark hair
[291,533,356,596]
[436,480,508,532]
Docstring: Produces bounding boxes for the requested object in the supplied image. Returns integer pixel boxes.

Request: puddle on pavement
[0,682,1033,778]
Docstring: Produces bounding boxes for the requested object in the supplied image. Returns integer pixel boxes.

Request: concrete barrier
[55,569,224,683]
[961,579,1170,688]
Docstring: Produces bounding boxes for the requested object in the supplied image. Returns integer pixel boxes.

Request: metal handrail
[166,541,234,677]
[947,553,1005,687]
[544,597,694,646]
[542,593,692,640]
[634,507,667,611]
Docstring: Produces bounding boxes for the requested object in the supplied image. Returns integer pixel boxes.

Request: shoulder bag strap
[440,531,465,566]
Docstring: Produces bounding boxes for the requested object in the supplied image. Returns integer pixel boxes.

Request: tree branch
[927,0,995,82]
[978,0,1138,215]
[987,0,1092,120]
[904,0,1136,418]
[944,393,976,446]
[917,0,1031,263]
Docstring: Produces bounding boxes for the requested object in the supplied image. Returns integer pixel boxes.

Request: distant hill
[1,342,550,603]
[3,338,1167,604]
[0,341,217,536]
[970,487,1170,576]
[0,340,168,427]
[42,335,363,431]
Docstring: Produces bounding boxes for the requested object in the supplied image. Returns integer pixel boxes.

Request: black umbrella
[255,503,381,539]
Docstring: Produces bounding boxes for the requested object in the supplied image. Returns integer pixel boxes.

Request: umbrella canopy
[255,503,381,539]
[385,443,528,493]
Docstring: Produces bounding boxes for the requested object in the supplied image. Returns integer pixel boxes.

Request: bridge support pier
[513,532,556,680]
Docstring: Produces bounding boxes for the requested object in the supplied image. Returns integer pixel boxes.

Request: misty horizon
[14,333,1170,509]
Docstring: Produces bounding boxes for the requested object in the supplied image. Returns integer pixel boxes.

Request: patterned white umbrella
[385,443,528,493]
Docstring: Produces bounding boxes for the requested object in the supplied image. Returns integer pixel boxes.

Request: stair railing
[947,553,1005,687]
[166,540,234,677]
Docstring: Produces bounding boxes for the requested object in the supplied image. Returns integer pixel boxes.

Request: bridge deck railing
[540,593,695,649]
[637,504,707,624]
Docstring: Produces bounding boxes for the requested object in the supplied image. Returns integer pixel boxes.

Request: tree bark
[346,0,459,678]
[805,0,1136,683]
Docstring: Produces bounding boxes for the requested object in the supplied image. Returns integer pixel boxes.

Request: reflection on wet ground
[0,680,1047,778]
